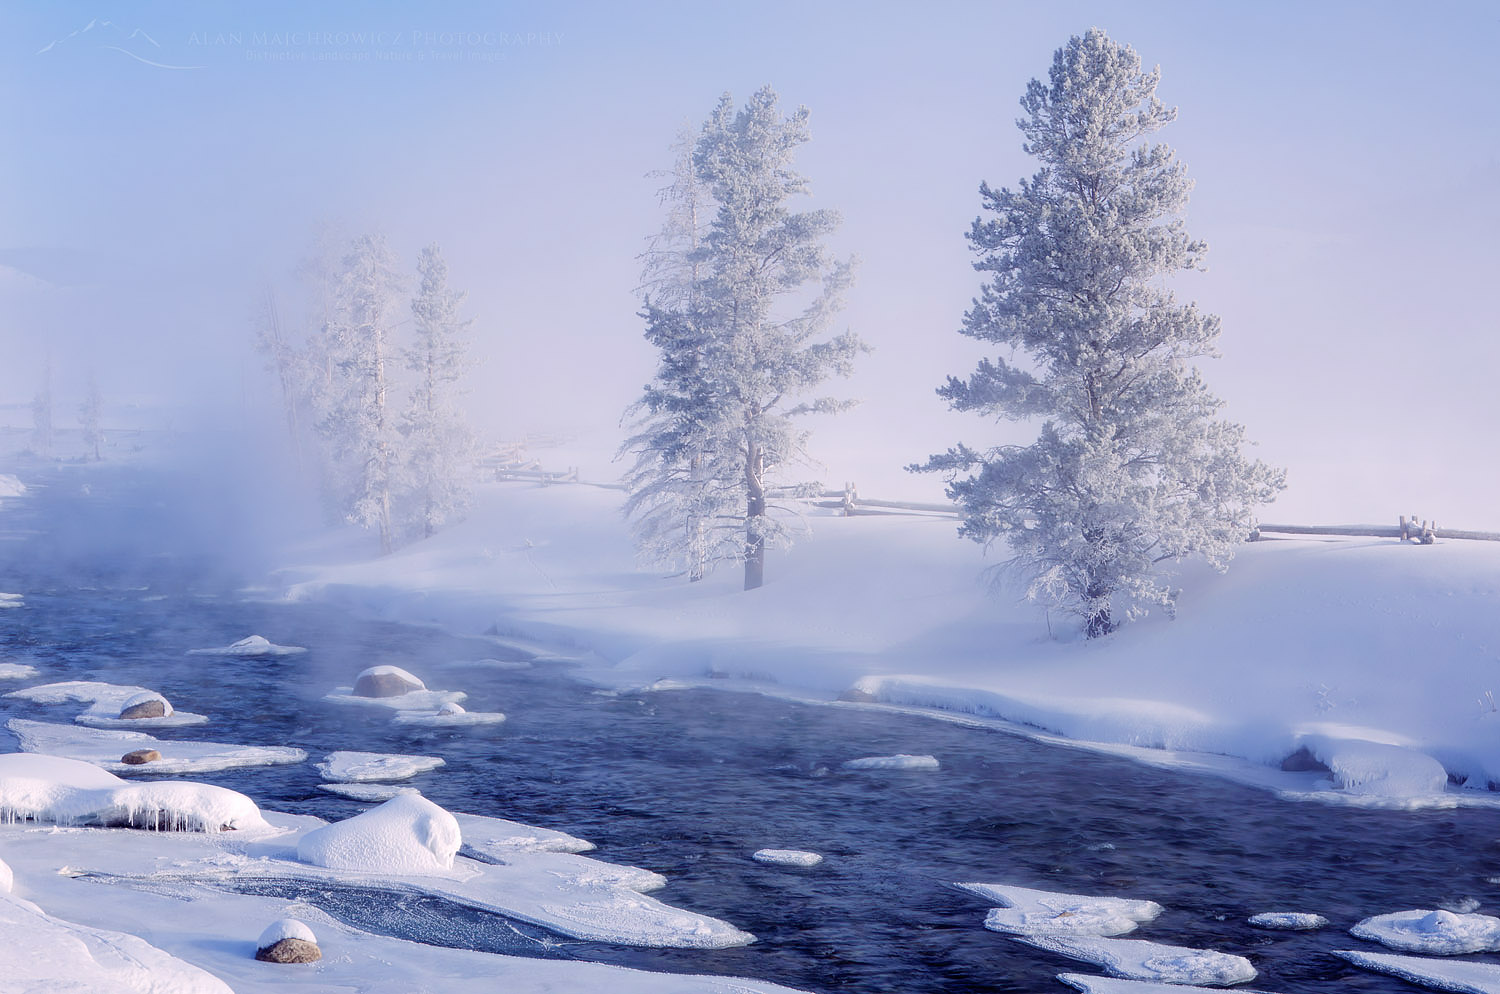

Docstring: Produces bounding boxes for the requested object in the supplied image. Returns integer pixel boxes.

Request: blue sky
[4,1,1498,525]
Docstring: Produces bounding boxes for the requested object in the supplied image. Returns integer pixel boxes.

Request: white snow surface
[392,703,507,727]
[258,917,318,948]
[1016,934,1258,986]
[323,686,466,711]
[753,849,823,867]
[0,473,24,498]
[316,782,417,802]
[1351,909,1500,955]
[958,882,1162,937]
[275,474,1500,807]
[297,793,461,873]
[317,750,445,782]
[1058,976,1280,994]
[5,680,208,728]
[841,754,940,771]
[6,717,307,775]
[452,810,595,856]
[0,752,267,832]
[0,662,38,680]
[186,634,307,656]
[0,854,11,893]
[1249,911,1329,930]
[1336,948,1500,994]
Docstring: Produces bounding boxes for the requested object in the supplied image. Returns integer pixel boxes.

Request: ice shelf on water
[1014,934,1257,986]
[753,849,824,867]
[0,662,38,680]
[392,701,507,727]
[841,754,940,771]
[186,634,307,656]
[1351,909,1500,954]
[317,782,418,802]
[1059,975,1281,994]
[7,717,306,775]
[0,592,22,609]
[958,882,1163,937]
[5,680,208,728]
[1336,948,1500,994]
[323,683,467,711]
[452,810,595,856]
[1249,911,1329,930]
[317,750,445,783]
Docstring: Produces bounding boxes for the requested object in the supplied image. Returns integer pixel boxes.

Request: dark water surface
[2,460,1498,993]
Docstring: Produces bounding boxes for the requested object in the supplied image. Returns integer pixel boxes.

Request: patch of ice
[452,810,595,856]
[258,916,317,947]
[1017,934,1257,986]
[1336,948,1500,994]
[297,792,462,874]
[318,750,445,782]
[7,717,306,775]
[0,752,267,832]
[1059,975,1280,994]
[0,663,38,680]
[392,702,507,727]
[0,593,21,610]
[5,680,208,728]
[841,754,940,771]
[186,634,307,656]
[1249,911,1329,930]
[0,891,235,993]
[0,474,24,498]
[317,782,419,802]
[1351,909,1500,954]
[753,849,824,867]
[958,882,1162,937]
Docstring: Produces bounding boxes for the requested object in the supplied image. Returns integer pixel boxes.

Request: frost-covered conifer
[914,29,1284,637]
[399,244,476,539]
[78,372,103,461]
[623,88,863,590]
[30,359,53,459]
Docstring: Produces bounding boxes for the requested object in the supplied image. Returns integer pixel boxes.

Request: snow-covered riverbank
[278,475,1500,809]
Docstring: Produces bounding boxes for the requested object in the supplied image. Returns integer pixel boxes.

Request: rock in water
[255,919,321,963]
[118,692,170,720]
[352,665,425,698]
[120,749,162,765]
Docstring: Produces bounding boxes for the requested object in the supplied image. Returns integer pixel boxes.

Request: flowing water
[3,460,1499,993]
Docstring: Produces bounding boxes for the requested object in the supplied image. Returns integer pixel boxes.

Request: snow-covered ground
[278,472,1500,809]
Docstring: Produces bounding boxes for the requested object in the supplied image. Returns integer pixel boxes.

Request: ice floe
[0,662,38,680]
[453,810,595,856]
[753,848,824,867]
[1351,909,1500,954]
[299,793,462,873]
[1249,911,1328,930]
[1059,976,1279,994]
[392,701,508,727]
[1336,948,1500,994]
[0,592,22,609]
[958,882,1163,937]
[318,749,446,782]
[318,782,418,802]
[186,634,307,656]
[1015,934,1257,986]
[0,752,267,832]
[841,753,940,770]
[7,717,306,775]
[5,680,208,728]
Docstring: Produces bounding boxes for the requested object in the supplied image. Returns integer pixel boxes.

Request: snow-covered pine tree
[318,232,405,554]
[623,87,864,590]
[400,243,476,540]
[914,28,1284,638]
[30,359,53,459]
[78,372,103,461]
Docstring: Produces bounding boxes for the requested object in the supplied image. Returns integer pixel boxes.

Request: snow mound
[392,702,507,727]
[1351,909,1500,955]
[1017,934,1257,986]
[0,474,24,498]
[753,848,824,867]
[318,750,445,782]
[1059,975,1280,994]
[1249,911,1328,930]
[1297,734,1449,797]
[0,752,267,832]
[258,916,318,947]
[453,810,595,856]
[297,792,462,874]
[959,882,1163,937]
[1336,948,1500,994]
[0,663,38,680]
[7,717,306,774]
[187,634,307,656]
[0,891,234,994]
[5,680,208,728]
[318,782,418,802]
[841,754,940,771]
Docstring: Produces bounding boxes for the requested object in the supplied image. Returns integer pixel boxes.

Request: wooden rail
[1251,517,1500,544]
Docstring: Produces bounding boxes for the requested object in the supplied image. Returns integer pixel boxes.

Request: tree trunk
[744,442,765,590]
[1084,580,1113,638]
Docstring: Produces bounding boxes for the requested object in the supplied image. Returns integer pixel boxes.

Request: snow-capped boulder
[118,691,171,720]
[255,918,321,963]
[353,665,426,698]
[296,792,461,874]
[1250,911,1328,930]
[753,849,823,867]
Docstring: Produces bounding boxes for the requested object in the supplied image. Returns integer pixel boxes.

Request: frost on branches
[915,28,1284,638]
[622,87,864,590]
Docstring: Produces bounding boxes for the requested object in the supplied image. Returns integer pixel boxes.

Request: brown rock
[837,687,878,703]
[1280,746,1331,773]
[121,749,162,765]
[119,699,168,719]
[353,670,421,698]
[255,938,322,964]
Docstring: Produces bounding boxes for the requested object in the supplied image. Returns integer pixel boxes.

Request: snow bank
[1351,909,1500,954]
[841,754,940,771]
[453,810,595,856]
[297,792,462,873]
[5,680,208,728]
[0,854,11,893]
[0,752,267,831]
[186,634,307,656]
[1336,948,1500,994]
[753,849,823,867]
[318,750,446,783]
[958,882,1163,937]
[0,891,234,994]
[1248,911,1328,930]
[7,717,306,774]
[1016,934,1257,986]
[0,662,38,680]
